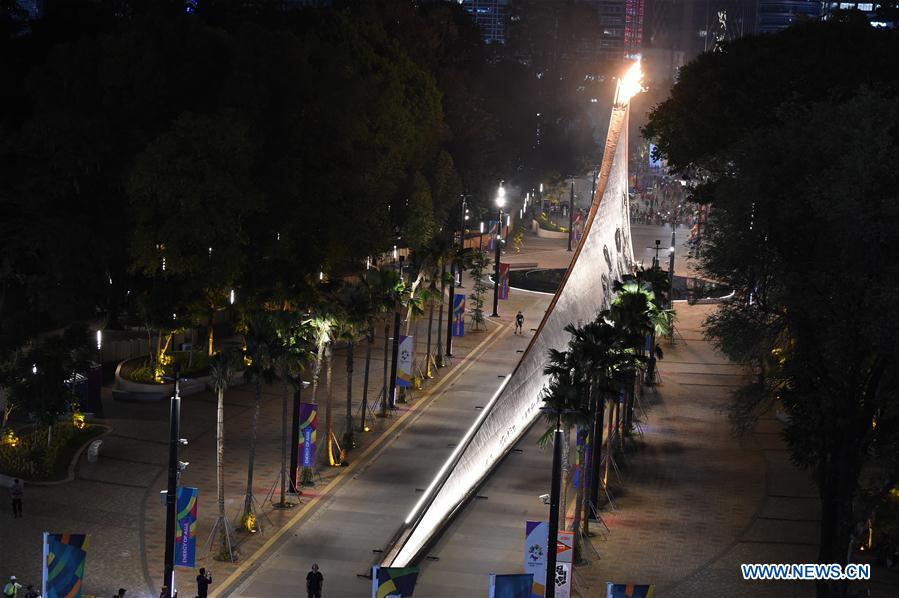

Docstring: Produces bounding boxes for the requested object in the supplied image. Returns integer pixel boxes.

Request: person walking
[306,563,323,598]
[2,576,21,598]
[10,478,23,518]
[195,568,212,598]
[514,311,524,335]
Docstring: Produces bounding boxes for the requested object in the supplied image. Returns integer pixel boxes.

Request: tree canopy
[644,18,899,596]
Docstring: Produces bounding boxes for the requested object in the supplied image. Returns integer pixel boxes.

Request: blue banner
[452,294,465,337]
[489,574,534,598]
[175,486,198,567]
[42,533,89,598]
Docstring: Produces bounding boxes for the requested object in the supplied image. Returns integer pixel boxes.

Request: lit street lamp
[491,183,505,318]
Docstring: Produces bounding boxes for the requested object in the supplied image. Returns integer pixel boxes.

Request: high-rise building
[756,0,821,33]
[459,0,510,45]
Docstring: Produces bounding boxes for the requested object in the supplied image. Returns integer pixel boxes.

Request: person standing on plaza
[306,563,323,598]
[22,585,38,598]
[3,576,21,598]
[10,478,23,518]
[514,311,524,335]
[195,568,212,598]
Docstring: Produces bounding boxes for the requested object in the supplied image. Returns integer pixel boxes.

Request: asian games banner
[499,263,510,300]
[523,521,547,598]
[175,486,198,567]
[298,402,317,470]
[452,294,465,337]
[42,533,89,598]
[397,335,413,388]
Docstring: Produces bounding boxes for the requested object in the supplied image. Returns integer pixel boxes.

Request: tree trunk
[616,396,624,453]
[572,431,586,563]
[560,424,571,532]
[207,308,215,356]
[436,260,447,366]
[216,386,227,555]
[603,399,615,487]
[242,377,262,529]
[310,344,326,404]
[381,321,390,416]
[359,325,373,433]
[344,340,355,450]
[589,392,606,509]
[278,375,289,506]
[324,348,335,465]
[426,297,435,377]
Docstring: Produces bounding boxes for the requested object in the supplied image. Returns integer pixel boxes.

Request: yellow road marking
[211,321,507,597]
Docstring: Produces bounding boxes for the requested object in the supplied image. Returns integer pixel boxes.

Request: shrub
[537,212,568,233]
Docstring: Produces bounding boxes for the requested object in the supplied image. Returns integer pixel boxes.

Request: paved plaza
[3,224,894,597]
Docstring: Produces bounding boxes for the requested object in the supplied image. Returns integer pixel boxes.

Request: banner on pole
[452,294,466,337]
[553,563,572,598]
[397,335,413,388]
[499,263,510,300]
[488,573,534,598]
[42,533,89,598]
[607,583,655,598]
[557,530,574,564]
[524,521,547,598]
[371,565,419,598]
[175,486,198,567]
[487,221,499,251]
[298,402,317,472]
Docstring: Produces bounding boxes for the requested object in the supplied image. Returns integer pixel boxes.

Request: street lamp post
[545,410,563,598]
[163,364,182,598]
[567,180,575,252]
[491,184,505,318]
[458,195,469,287]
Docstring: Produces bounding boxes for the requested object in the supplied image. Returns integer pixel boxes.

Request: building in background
[460,0,511,45]
[642,0,756,81]
[756,0,821,33]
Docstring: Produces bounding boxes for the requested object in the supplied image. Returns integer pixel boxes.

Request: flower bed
[0,422,105,481]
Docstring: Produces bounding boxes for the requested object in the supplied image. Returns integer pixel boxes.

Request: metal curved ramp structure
[381,65,640,569]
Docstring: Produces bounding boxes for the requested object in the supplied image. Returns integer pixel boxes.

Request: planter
[535,227,569,239]
[114,356,213,402]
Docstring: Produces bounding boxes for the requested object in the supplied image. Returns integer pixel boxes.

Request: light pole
[491,183,505,318]
[163,364,183,598]
[545,409,563,598]
[567,180,575,252]
[458,195,470,287]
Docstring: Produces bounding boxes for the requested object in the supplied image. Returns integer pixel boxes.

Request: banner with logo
[553,563,572,598]
[452,294,465,337]
[371,566,419,598]
[174,486,198,567]
[607,584,655,598]
[499,263,510,299]
[397,335,413,388]
[488,573,534,598]
[488,220,499,251]
[524,521,547,598]
[557,530,574,563]
[298,402,317,471]
[42,533,89,598]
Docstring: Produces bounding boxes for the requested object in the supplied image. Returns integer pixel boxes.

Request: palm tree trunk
[426,298,435,377]
[207,307,215,356]
[242,377,262,530]
[436,261,447,366]
[603,398,614,487]
[616,397,624,453]
[381,321,390,416]
[311,344,326,403]
[344,340,355,449]
[324,347,334,465]
[216,386,227,554]
[572,432,586,563]
[560,424,571,532]
[279,375,289,506]
[359,325,373,433]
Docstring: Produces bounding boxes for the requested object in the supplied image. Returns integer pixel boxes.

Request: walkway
[415,303,823,597]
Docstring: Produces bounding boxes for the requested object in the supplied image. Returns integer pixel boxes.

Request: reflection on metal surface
[383,101,635,569]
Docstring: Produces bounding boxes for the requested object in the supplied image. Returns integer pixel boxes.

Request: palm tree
[333,280,370,452]
[272,312,310,508]
[611,280,674,437]
[358,268,398,433]
[540,348,592,561]
[208,348,240,560]
[238,312,278,533]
